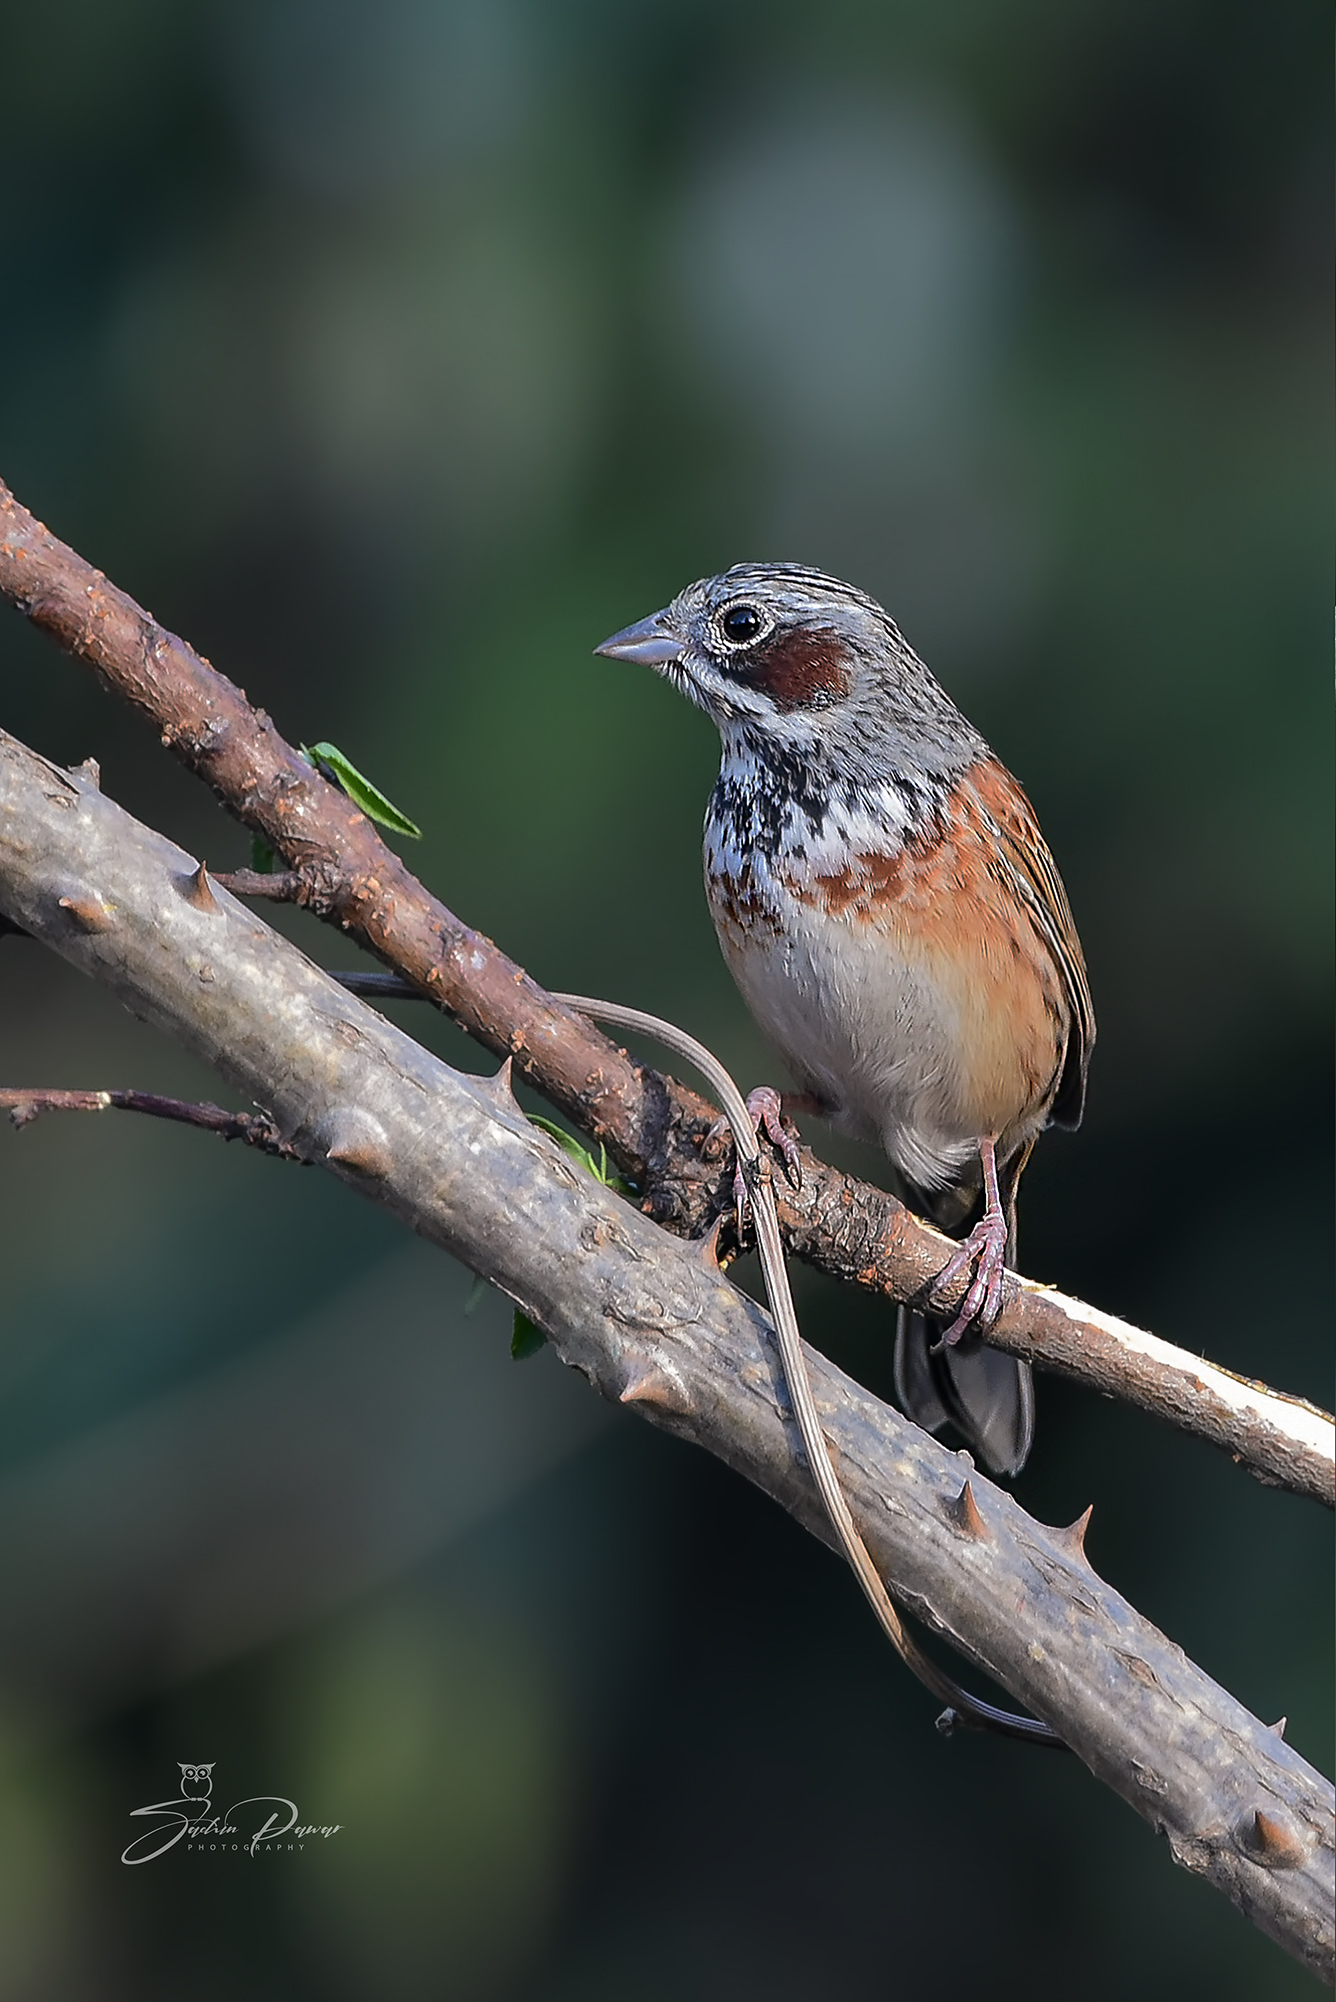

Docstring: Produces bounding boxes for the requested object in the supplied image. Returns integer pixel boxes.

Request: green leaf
[527,1117,633,1196]
[507,1122,632,1361]
[510,1311,547,1361]
[300,741,422,839]
[249,833,277,874]
[462,1274,489,1317]
[507,1122,631,1360]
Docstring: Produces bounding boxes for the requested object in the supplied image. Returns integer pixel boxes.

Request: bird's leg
[932,1137,1010,1345]
[707,1086,805,1221]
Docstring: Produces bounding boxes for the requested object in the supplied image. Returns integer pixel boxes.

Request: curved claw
[711,1086,804,1225]
[745,1087,802,1191]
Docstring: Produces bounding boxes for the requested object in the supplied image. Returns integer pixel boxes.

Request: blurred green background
[0,0,1331,1995]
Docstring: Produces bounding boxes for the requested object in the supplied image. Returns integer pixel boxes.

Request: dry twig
[0,1085,303,1156]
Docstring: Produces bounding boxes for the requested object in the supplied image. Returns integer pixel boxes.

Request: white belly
[710,877,982,1193]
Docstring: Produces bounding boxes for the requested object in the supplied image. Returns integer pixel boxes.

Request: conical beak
[593,608,683,667]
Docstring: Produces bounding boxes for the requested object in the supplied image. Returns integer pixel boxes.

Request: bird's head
[595,563,978,776]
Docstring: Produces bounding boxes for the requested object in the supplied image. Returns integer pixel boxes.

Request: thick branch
[0,483,1329,1506]
[0,730,1331,1977]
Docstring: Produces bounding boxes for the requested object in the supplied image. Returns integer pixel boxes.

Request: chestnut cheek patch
[743,629,852,712]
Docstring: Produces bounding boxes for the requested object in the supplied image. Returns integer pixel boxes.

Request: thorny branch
[0,728,1330,1977]
[0,479,1328,1507]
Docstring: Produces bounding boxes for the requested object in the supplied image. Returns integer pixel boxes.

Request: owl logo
[178,1764,214,1804]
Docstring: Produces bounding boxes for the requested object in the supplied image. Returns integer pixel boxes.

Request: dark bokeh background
[1,2,1331,1996]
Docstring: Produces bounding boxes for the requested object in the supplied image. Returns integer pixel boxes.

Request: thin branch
[335,973,1336,1510]
[0,726,1329,1976]
[0,475,1330,1513]
[0,1086,305,1157]
[209,868,304,901]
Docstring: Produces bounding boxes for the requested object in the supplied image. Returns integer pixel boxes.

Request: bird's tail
[893,1309,1034,1478]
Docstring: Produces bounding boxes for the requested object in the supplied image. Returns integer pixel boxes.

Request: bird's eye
[721,604,764,644]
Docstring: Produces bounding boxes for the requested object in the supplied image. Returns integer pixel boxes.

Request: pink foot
[932,1139,1009,1344]
[710,1086,803,1223]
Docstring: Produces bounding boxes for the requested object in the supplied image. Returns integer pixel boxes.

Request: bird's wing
[961,759,1096,1130]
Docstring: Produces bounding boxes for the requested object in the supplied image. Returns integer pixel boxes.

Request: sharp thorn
[618,1361,690,1415]
[1054,1504,1094,1560]
[469,1059,522,1119]
[179,860,218,912]
[323,1115,392,1179]
[1270,1717,1287,1739]
[481,1055,516,1103]
[1241,1808,1307,1869]
[326,1139,392,1178]
[693,1214,728,1268]
[947,1478,989,1540]
[57,893,114,933]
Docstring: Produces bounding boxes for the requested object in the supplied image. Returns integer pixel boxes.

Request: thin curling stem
[552,992,1064,1749]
